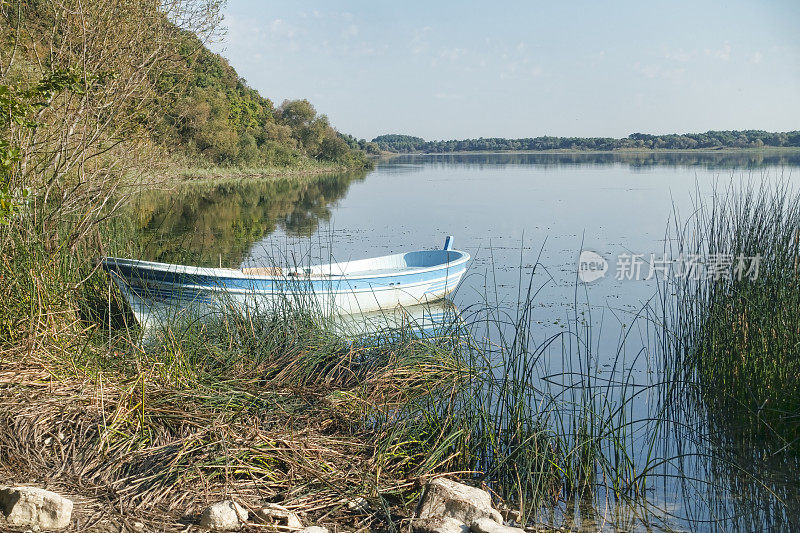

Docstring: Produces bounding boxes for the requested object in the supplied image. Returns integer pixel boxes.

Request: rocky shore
[0,479,533,532]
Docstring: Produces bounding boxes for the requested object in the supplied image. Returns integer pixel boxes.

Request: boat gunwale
[101,249,471,282]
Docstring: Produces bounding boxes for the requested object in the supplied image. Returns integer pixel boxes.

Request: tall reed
[666,180,800,450]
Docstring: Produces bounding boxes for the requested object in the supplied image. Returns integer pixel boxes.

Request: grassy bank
[0,223,779,532]
[168,161,374,182]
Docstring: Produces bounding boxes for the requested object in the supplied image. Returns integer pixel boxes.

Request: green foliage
[372,134,425,152]
[373,130,800,153]
[159,33,372,170]
[0,185,26,224]
[319,131,351,162]
[0,69,87,223]
[339,131,381,154]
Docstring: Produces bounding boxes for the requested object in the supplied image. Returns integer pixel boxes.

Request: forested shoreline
[373,130,800,153]
[163,30,373,170]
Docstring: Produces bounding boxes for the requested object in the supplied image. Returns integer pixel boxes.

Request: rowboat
[101,236,470,328]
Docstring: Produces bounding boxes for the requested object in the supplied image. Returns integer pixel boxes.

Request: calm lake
[125,151,800,531]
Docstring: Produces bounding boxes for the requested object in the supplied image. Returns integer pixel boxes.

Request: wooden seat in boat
[241,266,283,276]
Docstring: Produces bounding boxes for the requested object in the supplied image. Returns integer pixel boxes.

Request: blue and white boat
[101,236,470,327]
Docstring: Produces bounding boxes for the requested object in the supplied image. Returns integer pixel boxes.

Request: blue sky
[208,1,800,141]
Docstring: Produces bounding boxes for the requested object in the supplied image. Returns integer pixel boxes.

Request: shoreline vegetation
[2,1,800,532]
[154,160,370,184]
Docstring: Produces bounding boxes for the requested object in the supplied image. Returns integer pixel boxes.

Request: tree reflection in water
[125,171,367,267]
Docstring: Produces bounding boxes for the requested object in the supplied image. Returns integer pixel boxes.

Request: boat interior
[240,250,465,278]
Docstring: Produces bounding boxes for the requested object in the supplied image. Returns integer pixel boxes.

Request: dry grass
[0,351,434,531]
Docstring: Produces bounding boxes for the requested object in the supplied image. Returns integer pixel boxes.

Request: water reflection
[388,150,800,170]
[327,300,459,339]
[650,381,800,531]
[127,171,367,266]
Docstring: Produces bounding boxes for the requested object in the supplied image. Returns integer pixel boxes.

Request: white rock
[470,517,524,533]
[301,527,329,533]
[417,479,503,525]
[254,502,302,529]
[346,496,370,512]
[199,500,248,531]
[411,516,470,533]
[0,486,73,530]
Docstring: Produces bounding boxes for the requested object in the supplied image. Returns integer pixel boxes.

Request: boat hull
[101,246,469,329]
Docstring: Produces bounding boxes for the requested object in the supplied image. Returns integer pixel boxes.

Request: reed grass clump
[669,181,800,449]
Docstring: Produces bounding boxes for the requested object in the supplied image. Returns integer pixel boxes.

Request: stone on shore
[199,500,248,531]
[410,516,470,533]
[469,517,525,533]
[0,486,73,530]
[416,478,503,525]
[346,496,370,512]
[301,527,329,533]
[254,502,303,529]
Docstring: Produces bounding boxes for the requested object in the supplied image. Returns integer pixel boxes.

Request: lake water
[126,151,800,531]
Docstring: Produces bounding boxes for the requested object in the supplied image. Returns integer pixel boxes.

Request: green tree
[319,131,350,162]
[277,99,317,129]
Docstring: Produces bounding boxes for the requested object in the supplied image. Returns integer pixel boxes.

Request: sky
[207,0,800,141]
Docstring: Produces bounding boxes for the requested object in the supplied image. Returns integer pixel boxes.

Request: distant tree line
[338,132,382,156]
[372,131,800,153]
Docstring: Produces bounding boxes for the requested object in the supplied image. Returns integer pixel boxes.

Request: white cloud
[343,24,359,38]
[410,26,432,55]
[223,14,263,39]
[661,47,696,62]
[442,47,467,61]
[705,41,732,61]
[345,42,383,58]
[635,62,685,81]
[746,51,763,64]
[270,18,297,39]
